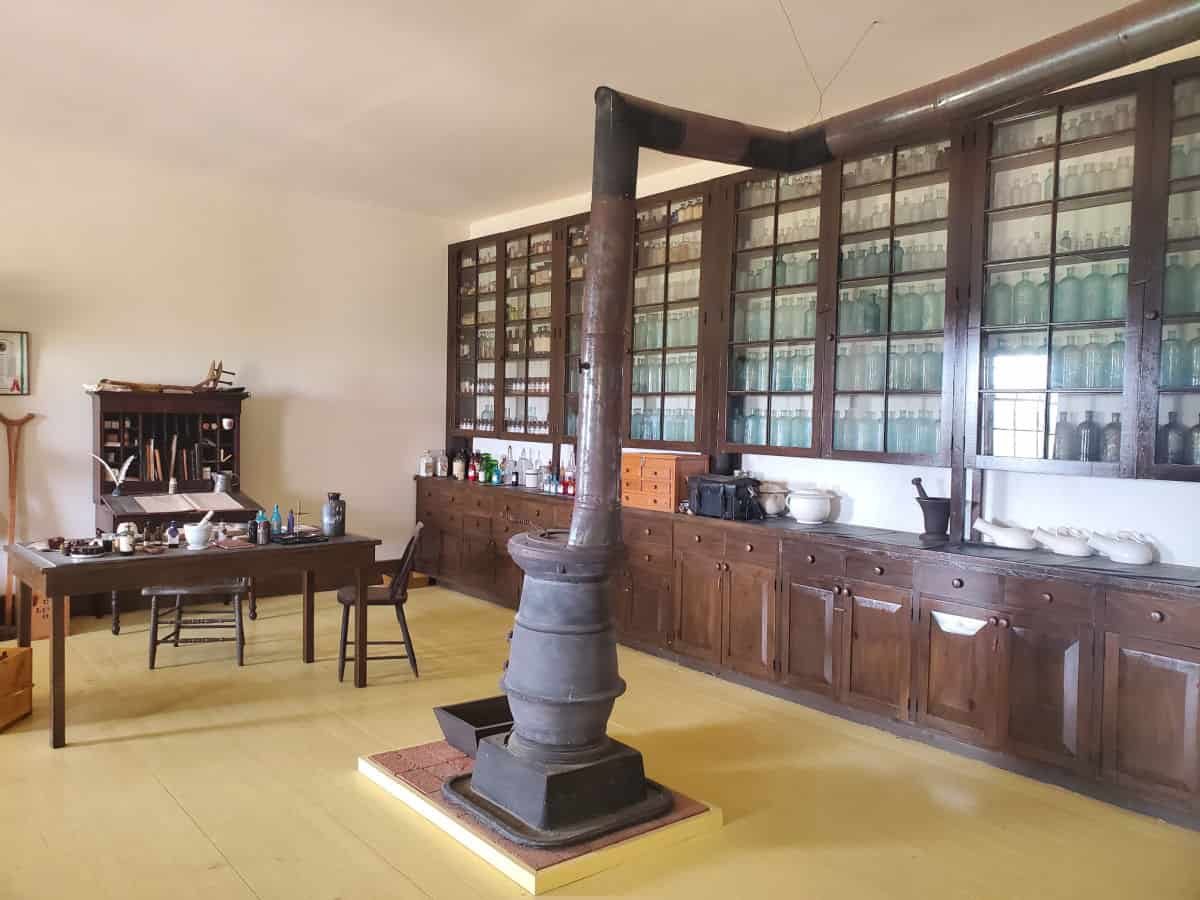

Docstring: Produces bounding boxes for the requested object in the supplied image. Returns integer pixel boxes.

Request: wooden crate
[620,452,707,514]
[30,593,71,642]
[0,647,33,731]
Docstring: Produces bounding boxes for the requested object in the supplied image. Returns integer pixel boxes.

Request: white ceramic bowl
[757,482,791,517]
[787,489,833,524]
[183,522,214,549]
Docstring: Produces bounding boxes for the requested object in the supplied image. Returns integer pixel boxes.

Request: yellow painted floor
[2,587,1198,899]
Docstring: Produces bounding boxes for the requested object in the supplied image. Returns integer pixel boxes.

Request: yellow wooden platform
[358,753,722,894]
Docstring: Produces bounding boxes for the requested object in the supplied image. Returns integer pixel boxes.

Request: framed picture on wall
[0,331,29,395]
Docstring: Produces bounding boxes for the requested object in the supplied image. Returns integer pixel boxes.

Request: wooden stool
[144,581,248,669]
[335,523,423,682]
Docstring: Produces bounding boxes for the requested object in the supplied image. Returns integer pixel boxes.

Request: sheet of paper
[181,492,246,512]
[133,494,194,514]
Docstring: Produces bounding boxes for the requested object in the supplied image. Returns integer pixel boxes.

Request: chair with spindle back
[144,579,248,669]
[335,522,423,682]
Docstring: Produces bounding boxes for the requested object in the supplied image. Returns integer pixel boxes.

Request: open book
[129,492,248,514]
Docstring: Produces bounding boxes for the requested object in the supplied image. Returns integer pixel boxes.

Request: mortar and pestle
[912,478,950,544]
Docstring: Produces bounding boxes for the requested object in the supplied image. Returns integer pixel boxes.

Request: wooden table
[5,534,380,748]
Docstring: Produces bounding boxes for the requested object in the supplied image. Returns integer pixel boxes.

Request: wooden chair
[144,580,248,669]
[335,523,423,682]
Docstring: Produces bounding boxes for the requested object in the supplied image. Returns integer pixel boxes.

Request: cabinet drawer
[914,563,1002,605]
[643,479,674,499]
[512,499,552,526]
[1106,590,1200,644]
[622,515,672,548]
[621,476,643,493]
[551,502,573,528]
[465,492,494,515]
[725,534,779,567]
[493,518,523,553]
[1004,576,1093,616]
[463,513,491,538]
[642,458,677,482]
[622,490,673,513]
[674,520,726,555]
[438,509,463,533]
[417,480,443,504]
[782,540,845,578]
[621,457,643,479]
[626,545,672,571]
[845,552,912,588]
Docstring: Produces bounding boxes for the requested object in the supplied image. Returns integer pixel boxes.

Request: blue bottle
[271,504,283,536]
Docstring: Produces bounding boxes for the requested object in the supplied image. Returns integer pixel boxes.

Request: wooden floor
[1,587,1197,899]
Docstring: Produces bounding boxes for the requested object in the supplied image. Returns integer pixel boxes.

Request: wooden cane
[2,413,35,626]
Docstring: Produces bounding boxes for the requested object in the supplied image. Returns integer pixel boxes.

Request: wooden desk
[5,534,380,748]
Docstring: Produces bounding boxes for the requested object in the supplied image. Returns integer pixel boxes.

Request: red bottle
[467,455,477,481]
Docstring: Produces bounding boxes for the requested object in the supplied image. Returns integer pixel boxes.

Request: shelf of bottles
[1152,77,1200,468]
[833,141,950,456]
[501,231,553,437]
[978,94,1138,466]
[630,194,704,444]
[455,242,498,433]
[563,221,589,440]
[725,171,822,450]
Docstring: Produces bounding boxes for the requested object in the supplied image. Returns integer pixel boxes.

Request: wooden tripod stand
[2,413,34,626]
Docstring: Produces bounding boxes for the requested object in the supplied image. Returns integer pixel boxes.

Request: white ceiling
[0,0,1156,221]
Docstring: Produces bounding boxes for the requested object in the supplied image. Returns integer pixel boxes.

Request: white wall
[0,135,461,571]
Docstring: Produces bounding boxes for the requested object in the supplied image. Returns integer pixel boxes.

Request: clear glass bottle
[1036,273,1052,323]
[1079,162,1100,194]
[1190,413,1200,466]
[1107,330,1126,389]
[1052,335,1083,388]
[1052,411,1078,460]
[1076,410,1102,461]
[1082,265,1109,320]
[1165,255,1189,315]
[1055,266,1083,322]
[1158,410,1187,464]
[1189,329,1200,388]
[988,277,1014,326]
[1108,262,1129,320]
[1161,327,1185,387]
[1062,164,1081,198]
[1081,332,1110,388]
[922,286,944,331]
[1102,413,1122,463]
[920,343,943,391]
[1012,272,1036,325]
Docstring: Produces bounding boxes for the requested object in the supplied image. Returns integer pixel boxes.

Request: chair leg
[173,596,184,646]
[111,590,121,636]
[148,594,159,670]
[396,603,418,678]
[248,578,258,620]
[337,602,350,683]
[234,595,245,667]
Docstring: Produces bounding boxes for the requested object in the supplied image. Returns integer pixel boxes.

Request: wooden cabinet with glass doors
[969,76,1148,475]
[832,139,956,461]
[500,229,554,438]
[453,241,498,434]
[1140,63,1200,479]
[723,169,824,453]
[629,190,705,447]
[563,217,588,441]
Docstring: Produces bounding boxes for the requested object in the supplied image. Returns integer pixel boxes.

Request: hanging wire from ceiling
[775,0,880,125]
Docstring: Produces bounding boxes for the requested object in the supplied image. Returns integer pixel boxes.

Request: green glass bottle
[1108,262,1129,320]
[1055,267,1082,322]
[1082,265,1109,321]
[1165,255,1188,316]
[1013,272,1037,325]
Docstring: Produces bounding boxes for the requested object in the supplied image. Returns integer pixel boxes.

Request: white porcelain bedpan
[1031,527,1093,557]
[1087,531,1155,565]
[973,518,1037,550]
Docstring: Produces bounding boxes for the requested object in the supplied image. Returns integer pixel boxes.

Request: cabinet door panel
[415,524,441,574]
[673,551,723,663]
[441,531,463,575]
[724,561,777,680]
[1102,633,1200,808]
[496,555,523,610]
[461,534,494,590]
[781,577,838,696]
[1002,618,1094,774]
[841,582,912,719]
[916,596,997,745]
[627,565,672,648]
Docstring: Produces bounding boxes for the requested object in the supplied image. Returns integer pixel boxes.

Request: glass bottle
[1108,262,1129,320]
[833,410,847,449]
[1012,272,1036,325]
[1157,411,1187,464]
[1107,330,1126,389]
[988,277,1014,326]
[1076,410,1102,462]
[1079,162,1099,194]
[922,286,943,331]
[1189,329,1200,388]
[1191,257,1200,315]
[1055,266,1082,322]
[1082,332,1110,388]
[728,408,744,444]
[1161,327,1185,387]
[865,344,886,391]
[1036,273,1052,323]
[1082,265,1109,320]
[1052,335,1083,388]
[1102,413,1122,463]
[1052,411,1078,460]
[1042,168,1055,201]
[1062,164,1081,197]
[1165,255,1188,315]
[1191,413,1200,466]
[920,343,943,391]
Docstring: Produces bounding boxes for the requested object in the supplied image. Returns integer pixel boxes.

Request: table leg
[301,570,315,664]
[50,592,65,749]
[17,581,32,648]
[354,566,367,688]
[111,590,121,635]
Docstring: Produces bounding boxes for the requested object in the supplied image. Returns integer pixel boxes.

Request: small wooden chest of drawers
[620,452,707,514]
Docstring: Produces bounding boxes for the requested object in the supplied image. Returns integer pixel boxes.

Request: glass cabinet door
[1145,71,1200,474]
[834,141,951,459]
[976,89,1139,472]
[630,193,704,446]
[563,219,589,441]
[454,242,497,433]
[725,170,822,451]
[501,231,553,437]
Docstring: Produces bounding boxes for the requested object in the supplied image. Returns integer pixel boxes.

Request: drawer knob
[952,578,964,589]
[1040,592,1053,603]
[999,617,1010,629]
[806,554,816,564]
[1150,610,1165,623]
[643,554,651,562]
[988,616,999,626]
[644,528,652,536]
[714,562,722,570]
[745,543,754,552]
[694,535,701,543]
[834,586,843,596]
[873,565,884,576]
